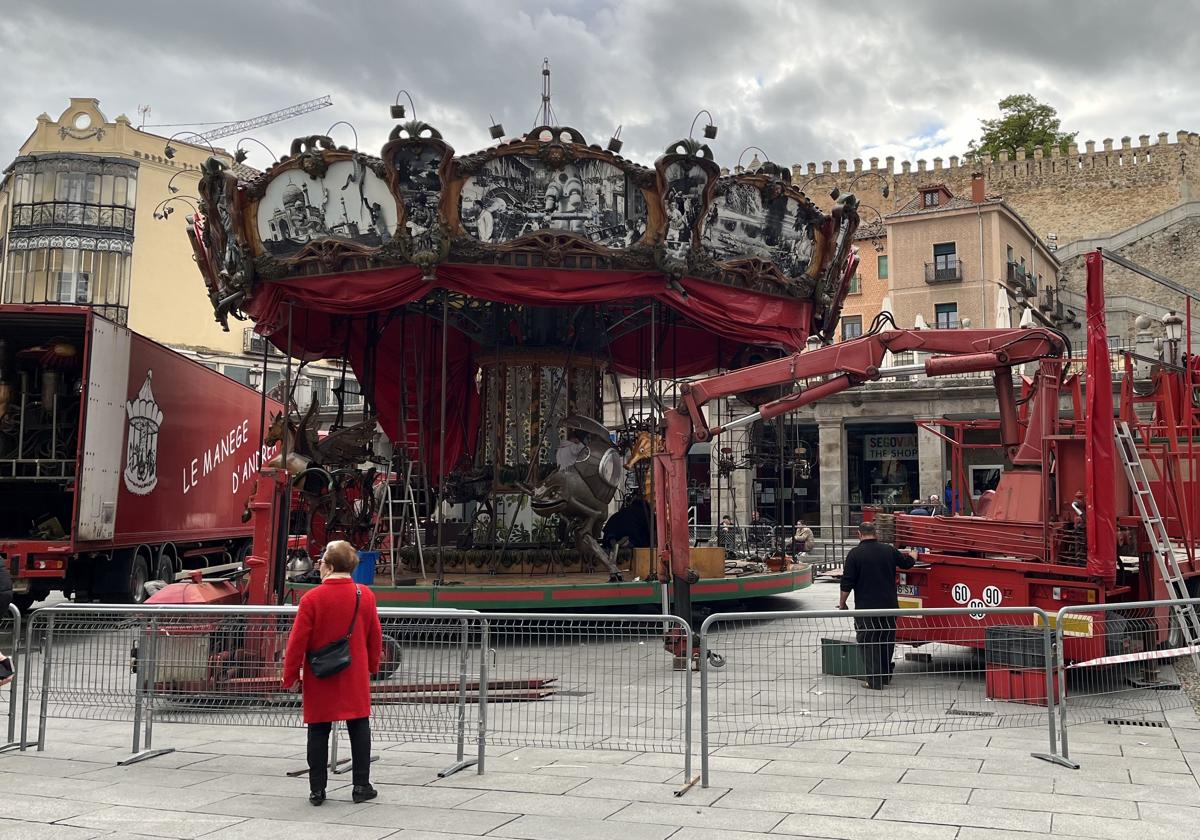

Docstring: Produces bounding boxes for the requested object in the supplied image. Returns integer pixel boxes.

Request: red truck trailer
[0,304,279,610]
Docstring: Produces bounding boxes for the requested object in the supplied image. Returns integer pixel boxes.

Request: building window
[848,274,861,295]
[935,303,959,329]
[1006,245,1014,264]
[877,254,888,279]
[3,244,131,324]
[923,190,939,207]
[842,315,863,340]
[933,242,957,270]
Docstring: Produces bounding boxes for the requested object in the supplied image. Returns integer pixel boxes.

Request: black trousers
[855,616,897,689]
[307,716,371,792]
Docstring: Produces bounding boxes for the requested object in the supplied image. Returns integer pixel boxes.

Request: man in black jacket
[838,521,915,689]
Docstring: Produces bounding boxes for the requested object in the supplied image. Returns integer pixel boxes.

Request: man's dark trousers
[854,615,896,689]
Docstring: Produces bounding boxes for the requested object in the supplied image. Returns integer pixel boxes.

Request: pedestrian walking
[837,521,916,690]
[283,540,383,806]
[0,560,13,688]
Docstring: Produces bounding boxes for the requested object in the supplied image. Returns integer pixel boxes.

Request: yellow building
[0,99,358,411]
[884,178,1060,331]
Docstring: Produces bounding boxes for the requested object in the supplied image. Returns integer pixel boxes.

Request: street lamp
[1162,310,1184,364]
[247,366,263,391]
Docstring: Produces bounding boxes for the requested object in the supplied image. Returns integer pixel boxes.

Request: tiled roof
[885,193,1003,220]
[230,161,261,182]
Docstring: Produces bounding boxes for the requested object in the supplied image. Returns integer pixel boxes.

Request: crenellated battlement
[791,130,1199,184]
[789,130,1200,249]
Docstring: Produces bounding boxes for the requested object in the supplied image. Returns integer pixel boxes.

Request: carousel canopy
[187,111,861,471]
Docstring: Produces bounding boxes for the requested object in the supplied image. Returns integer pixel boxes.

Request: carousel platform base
[284,565,813,611]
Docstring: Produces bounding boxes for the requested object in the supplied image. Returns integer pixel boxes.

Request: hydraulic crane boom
[653,325,1070,631]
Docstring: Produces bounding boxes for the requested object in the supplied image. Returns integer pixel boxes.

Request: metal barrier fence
[698,606,1060,786]
[1,603,30,752]
[19,604,692,781]
[1049,598,1200,768]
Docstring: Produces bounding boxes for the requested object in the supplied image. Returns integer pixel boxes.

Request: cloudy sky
[2,0,1197,172]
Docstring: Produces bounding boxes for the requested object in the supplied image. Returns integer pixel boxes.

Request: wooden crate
[632,546,726,580]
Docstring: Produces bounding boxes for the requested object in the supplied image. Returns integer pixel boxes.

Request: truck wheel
[130,556,151,604]
[372,634,402,680]
[156,554,175,585]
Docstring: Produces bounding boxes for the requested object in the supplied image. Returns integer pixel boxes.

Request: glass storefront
[847,422,920,507]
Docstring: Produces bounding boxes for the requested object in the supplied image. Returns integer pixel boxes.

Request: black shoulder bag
[306,585,360,678]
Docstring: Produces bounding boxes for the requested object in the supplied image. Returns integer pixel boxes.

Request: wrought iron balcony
[1006,260,1035,293]
[10,201,136,234]
[925,259,962,283]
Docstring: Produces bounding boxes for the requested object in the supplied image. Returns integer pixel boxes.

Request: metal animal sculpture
[623,429,663,502]
[520,416,625,581]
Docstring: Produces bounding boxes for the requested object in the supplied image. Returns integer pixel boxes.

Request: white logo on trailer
[123,371,162,495]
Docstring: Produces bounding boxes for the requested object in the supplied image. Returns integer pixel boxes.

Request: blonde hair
[322,540,359,573]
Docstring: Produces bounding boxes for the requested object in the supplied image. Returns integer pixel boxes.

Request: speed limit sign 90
[982,585,1003,607]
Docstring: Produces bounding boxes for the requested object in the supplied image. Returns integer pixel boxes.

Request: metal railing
[1,603,31,752]
[925,259,963,283]
[10,201,136,233]
[19,604,693,780]
[12,597,1200,791]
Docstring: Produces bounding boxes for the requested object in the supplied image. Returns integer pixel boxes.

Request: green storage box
[821,637,864,677]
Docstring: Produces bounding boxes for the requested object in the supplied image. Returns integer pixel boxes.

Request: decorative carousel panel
[382,126,454,259]
[654,142,720,258]
[702,181,821,279]
[458,154,648,249]
[254,159,397,259]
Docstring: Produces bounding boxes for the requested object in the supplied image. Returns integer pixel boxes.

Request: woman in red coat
[283,540,383,805]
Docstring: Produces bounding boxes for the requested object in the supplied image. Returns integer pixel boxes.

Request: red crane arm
[653,326,1069,591]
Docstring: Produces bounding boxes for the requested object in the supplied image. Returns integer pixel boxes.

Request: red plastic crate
[985,665,1062,706]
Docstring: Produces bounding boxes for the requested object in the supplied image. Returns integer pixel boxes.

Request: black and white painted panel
[701,183,815,276]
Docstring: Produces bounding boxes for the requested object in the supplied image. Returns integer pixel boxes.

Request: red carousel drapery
[246,264,816,474]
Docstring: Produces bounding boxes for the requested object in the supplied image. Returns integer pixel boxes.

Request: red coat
[282,577,382,724]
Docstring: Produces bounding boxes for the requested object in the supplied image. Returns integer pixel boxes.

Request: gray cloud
[1,0,1196,177]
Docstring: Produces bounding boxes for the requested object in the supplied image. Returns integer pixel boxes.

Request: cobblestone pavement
[2,582,1198,839]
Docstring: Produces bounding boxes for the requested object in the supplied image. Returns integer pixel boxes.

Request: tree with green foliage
[967,94,1077,160]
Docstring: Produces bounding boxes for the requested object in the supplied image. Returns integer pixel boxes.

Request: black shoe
[352,784,378,804]
[309,790,326,806]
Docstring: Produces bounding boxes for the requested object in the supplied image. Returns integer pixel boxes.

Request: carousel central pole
[435,290,449,586]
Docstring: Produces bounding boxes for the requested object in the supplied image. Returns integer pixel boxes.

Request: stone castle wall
[791,130,1200,249]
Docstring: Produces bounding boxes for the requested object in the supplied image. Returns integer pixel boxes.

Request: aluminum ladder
[1115,420,1200,669]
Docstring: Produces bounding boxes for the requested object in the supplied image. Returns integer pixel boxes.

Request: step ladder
[1115,420,1200,669]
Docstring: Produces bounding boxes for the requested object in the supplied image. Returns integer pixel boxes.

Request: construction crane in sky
[140,96,333,143]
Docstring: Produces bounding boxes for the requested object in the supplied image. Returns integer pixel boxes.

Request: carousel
[185,75,860,611]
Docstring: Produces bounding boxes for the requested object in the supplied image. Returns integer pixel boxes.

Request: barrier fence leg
[119,616,174,766]
[438,617,477,778]
[1032,616,1075,767]
[675,622,697,798]
[330,717,380,775]
[476,620,488,775]
[1053,619,1078,768]
[36,613,54,751]
[698,624,710,789]
[1,604,33,753]
[19,610,35,750]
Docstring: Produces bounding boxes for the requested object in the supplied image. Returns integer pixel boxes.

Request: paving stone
[0,769,114,798]
[791,737,923,755]
[59,804,245,838]
[664,829,791,840]
[76,780,238,810]
[957,829,1064,840]
[1051,814,1180,839]
[72,764,224,789]
[496,747,645,766]
[371,764,451,786]
[670,770,822,793]
[535,762,678,783]
[772,813,958,840]
[187,771,349,797]
[431,771,586,794]
[484,814,677,840]
[840,750,983,772]
[876,800,1051,833]
[978,758,1131,782]
[1052,776,1194,805]
[625,753,761,773]
[969,788,1137,818]
[711,745,850,763]
[607,800,786,832]
[0,819,106,840]
[900,767,1048,793]
[812,777,971,804]
[181,753,324,775]
[0,755,108,779]
[0,792,102,823]
[567,777,728,805]
[453,790,620,819]
[713,787,881,818]
[335,803,518,834]
[195,792,366,822]
[756,759,903,782]
[391,833,518,840]
[202,817,395,840]
[1121,744,1191,760]
[1128,768,1200,788]
[1137,801,1200,825]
